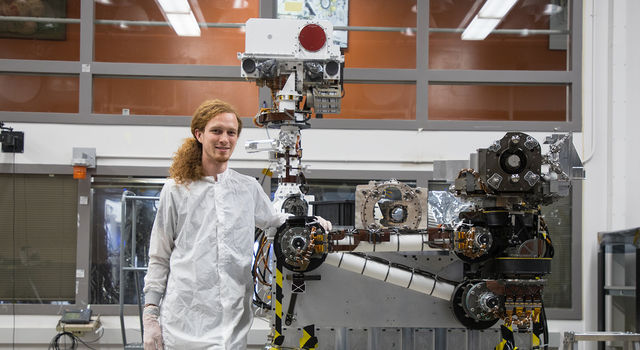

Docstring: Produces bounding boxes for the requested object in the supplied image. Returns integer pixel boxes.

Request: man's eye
[228,131,237,136]
[211,129,222,134]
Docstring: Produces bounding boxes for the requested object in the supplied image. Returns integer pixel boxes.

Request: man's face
[194,112,239,165]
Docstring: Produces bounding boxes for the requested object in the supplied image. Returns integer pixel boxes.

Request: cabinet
[597,227,639,348]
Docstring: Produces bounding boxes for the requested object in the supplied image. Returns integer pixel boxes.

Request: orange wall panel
[0,74,78,113]
[324,83,416,120]
[93,78,258,117]
[0,0,81,60]
[428,85,566,121]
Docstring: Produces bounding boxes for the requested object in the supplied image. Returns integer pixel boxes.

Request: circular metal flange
[451,281,501,330]
[360,181,422,230]
[274,216,327,272]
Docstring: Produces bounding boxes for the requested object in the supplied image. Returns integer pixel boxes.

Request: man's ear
[194,129,202,143]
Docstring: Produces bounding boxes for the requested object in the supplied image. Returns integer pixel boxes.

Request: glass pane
[0,74,79,113]
[93,78,258,117]
[274,0,415,69]
[0,0,80,60]
[270,178,417,227]
[428,84,566,121]
[324,83,416,120]
[541,190,572,309]
[0,174,77,304]
[345,0,416,68]
[94,0,258,65]
[429,0,569,70]
[90,180,163,305]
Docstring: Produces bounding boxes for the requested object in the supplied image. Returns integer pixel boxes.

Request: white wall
[2,0,640,348]
[0,123,562,172]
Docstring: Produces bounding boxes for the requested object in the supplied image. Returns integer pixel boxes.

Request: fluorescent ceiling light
[461,17,501,40]
[478,0,518,18]
[543,4,563,15]
[157,0,191,13]
[166,13,201,37]
[156,0,201,37]
[461,0,518,40]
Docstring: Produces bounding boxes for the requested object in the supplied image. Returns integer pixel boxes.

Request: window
[0,74,79,113]
[428,180,581,317]
[90,178,163,305]
[94,0,259,65]
[429,0,570,71]
[0,0,581,129]
[0,174,78,304]
[428,84,567,121]
[0,0,81,61]
[93,78,258,117]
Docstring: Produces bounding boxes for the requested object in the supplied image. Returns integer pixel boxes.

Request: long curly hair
[169,99,243,184]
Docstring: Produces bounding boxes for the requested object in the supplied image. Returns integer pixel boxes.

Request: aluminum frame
[1,165,582,323]
[0,0,582,132]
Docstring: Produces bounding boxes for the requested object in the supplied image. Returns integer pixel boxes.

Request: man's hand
[143,305,164,350]
[315,216,333,232]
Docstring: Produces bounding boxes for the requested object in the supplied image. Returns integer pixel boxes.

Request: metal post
[335,327,347,350]
[598,243,605,350]
[119,191,128,346]
[401,328,414,350]
[132,200,137,268]
[467,329,480,350]
[636,247,639,334]
[434,328,447,350]
[368,328,379,350]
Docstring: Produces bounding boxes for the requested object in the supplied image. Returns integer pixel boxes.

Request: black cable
[48,332,77,350]
[48,330,99,350]
[259,164,273,186]
[541,302,549,350]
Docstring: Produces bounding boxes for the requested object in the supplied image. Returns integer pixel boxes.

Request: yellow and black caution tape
[532,317,544,349]
[271,259,285,349]
[495,324,518,350]
[299,324,318,350]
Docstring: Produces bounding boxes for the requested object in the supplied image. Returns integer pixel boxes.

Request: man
[142,99,330,349]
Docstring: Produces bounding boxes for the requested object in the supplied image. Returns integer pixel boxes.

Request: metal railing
[563,331,640,350]
[119,191,160,350]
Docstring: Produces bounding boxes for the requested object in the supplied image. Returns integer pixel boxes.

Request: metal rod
[132,200,137,268]
[0,16,570,36]
[0,16,80,24]
[284,293,298,326]
[123,267,149,271]
[598,243,606,350]
[134,270,144,342]
[636,247,639,333]
[119,190,128,346]
[565,331,640,341]
[95,19,244,28]
[124,195,160,201]
[428,27,569,35]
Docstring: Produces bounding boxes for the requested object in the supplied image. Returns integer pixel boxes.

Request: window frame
[0,165,581,320]
[0,0,582,132]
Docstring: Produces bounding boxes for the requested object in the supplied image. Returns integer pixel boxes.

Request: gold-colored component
[532,307,541,323]
[455,227,488,259]
[56,316,102,337]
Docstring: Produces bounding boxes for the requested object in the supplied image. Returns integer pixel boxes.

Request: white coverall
[143,168,288,349]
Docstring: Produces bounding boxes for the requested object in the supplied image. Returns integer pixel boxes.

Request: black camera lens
[242,59,256,74]
[325,61,339,76]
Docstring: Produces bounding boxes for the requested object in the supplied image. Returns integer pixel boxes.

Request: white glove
[315,216,333,232]
[143,305,164,350]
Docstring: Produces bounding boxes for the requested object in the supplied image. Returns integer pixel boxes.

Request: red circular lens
[298,24,326,52]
